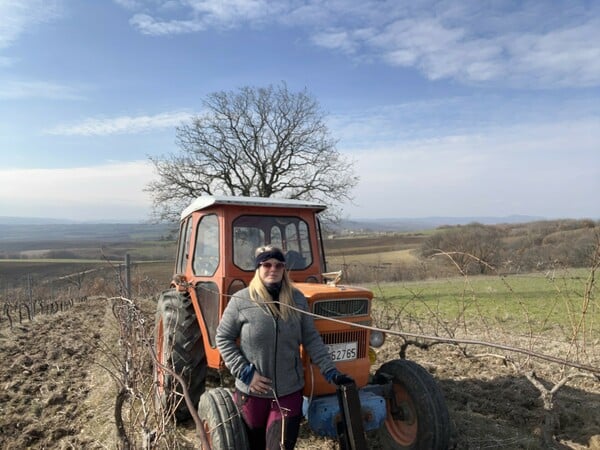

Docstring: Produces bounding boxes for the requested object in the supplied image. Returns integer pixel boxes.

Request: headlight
[369,330,385,348]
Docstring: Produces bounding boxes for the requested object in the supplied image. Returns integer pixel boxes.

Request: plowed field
[1,297,598,449]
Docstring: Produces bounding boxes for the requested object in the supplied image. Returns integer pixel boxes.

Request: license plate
[327,342,358,361]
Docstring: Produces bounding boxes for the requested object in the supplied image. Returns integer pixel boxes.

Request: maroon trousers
[235,389,303,450]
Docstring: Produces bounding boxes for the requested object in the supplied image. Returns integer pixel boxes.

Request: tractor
[154,195,450,449]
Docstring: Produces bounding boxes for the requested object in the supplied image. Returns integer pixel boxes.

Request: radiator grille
[321,330,367,359]
[313,298,369,317]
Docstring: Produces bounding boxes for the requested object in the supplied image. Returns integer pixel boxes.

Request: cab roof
[181,195,327,220]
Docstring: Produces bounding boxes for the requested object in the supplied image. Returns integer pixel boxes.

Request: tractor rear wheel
[198,388,249,449]
[376,359,450,450]
[154,289,207,421]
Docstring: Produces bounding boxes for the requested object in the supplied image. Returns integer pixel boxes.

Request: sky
[1,0,599,222]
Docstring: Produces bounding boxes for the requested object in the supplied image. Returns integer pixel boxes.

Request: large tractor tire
[376,359,450,450]
[198,388,249,450]
[154,289,207,421]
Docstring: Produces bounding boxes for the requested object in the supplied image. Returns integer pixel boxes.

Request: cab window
[233,215,312,271]
[176,217,193,274]
[193,214,219,276]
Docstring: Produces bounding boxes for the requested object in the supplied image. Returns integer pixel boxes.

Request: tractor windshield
[233,215,313,271]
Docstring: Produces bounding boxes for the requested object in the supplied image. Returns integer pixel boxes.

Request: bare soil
[1,297,599,449]
[0,298,105,449]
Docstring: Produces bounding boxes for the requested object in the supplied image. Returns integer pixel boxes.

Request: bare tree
[147,83,358,221]
[420,223,504,274]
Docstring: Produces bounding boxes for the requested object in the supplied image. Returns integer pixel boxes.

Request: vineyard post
[124,254,131,299]
[27,274,34,320]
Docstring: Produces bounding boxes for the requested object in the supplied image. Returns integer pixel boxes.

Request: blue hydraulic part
[303,385,387,438]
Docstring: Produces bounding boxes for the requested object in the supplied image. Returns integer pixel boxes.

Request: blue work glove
[325,368,354,385]
[239,363,256,385]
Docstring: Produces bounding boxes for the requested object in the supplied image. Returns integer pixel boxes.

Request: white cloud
[0,55,14,67]
[45,111,194,136]
[0,0,61,49]
[344,118,600,218]
[116,0,600,88]
[0,1,75,100]
[186,0,272,23]
[311,30,359,54]
[112,0,142,10]
[0,161,155,221]
[506,21,600,87]
[130,13,205,35]
[358,9,600,87]
[0,79,83,100]
[127,0,275,34]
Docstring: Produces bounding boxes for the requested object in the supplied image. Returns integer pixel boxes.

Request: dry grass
[79,298,121,448]
[327,248,418,266]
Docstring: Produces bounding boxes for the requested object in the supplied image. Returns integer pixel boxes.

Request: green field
[367,268,598,339]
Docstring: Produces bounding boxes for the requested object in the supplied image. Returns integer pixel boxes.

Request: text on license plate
[327,342,358,361]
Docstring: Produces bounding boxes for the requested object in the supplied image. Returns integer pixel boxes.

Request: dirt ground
[1,297,599,450]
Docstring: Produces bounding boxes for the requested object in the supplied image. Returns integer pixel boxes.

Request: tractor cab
[172,196,373,391]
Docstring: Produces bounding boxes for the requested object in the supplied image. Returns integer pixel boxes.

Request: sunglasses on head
[260,262,286,270]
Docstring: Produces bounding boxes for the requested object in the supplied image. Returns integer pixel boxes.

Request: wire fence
[0,254,137,330]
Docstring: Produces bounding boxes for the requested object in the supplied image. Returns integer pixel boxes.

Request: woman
[216,245,351,449]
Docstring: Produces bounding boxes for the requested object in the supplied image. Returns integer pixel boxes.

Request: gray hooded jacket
[216,286,336,397]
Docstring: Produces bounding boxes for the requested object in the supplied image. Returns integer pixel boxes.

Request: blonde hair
[249,246,297,321]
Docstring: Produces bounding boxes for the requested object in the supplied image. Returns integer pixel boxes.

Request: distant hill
[0,216,80,225]
[0,216,146,225]
[0,221,176,244]
[334,215,545,233]
[0,214,549,243]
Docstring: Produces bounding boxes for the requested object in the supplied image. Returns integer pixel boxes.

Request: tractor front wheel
[376,359,450,450]
[198,388,249,449]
